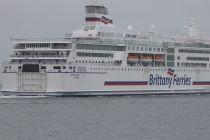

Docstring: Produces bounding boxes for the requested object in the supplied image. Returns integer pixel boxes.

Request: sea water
[0,93,210,140]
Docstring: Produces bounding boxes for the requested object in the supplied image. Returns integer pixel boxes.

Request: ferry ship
[2,0,210,96]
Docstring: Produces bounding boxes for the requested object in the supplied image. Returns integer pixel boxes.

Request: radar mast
[186,17,199,39]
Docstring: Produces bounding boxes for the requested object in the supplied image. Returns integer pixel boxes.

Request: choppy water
[0,93,210,140]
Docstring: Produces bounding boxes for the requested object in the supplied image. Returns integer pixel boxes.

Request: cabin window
[53,66,61,69]
[41,66,46,69]
[149,48,152,51]
[167,62,175,67]
[167,48,174,53]
[22,64,39,72]
[167,55,175,61]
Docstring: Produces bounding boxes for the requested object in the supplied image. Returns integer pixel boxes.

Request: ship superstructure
[2,1,210,96]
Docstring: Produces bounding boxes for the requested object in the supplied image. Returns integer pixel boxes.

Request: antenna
[150,25,156,31]
[128,25,134,33]
[185,17,199,39]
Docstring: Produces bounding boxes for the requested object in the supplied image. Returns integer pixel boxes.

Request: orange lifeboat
[128,54,141,61]
[142,55,153,60]
[155,55,164,60]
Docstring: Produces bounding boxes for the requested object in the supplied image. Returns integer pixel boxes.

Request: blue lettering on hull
[149,74,191,88]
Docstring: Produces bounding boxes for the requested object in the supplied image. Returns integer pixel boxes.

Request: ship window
[167,62,175,67]
[90,26,95,30]
[137,47,139,51]
[41,66,46,69]
[167,55,175,61]
[141,47,143,51]
[153,48,156,51]
[22,64,39,72]
[157,48,160,52]
[149,48,152,51]
[83,26,89,31]
[53,66,61,69]
[76,44,126,51]
[187,57,209,62]
[167,48,174,53]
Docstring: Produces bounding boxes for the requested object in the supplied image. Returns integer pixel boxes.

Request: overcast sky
[0,0,210,63]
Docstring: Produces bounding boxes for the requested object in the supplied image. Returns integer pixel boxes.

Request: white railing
[10,55,69,58]
[11,38,72,43]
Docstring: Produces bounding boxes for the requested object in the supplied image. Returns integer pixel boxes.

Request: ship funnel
[72,0,115,38]
[85,0,115,30]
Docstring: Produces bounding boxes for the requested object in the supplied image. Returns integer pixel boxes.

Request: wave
[0,95,48,99]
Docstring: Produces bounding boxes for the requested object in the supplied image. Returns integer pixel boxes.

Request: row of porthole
[76,60,114,64]
[127,46,164,52]
[4,67,210,73]
[89,67,210,73]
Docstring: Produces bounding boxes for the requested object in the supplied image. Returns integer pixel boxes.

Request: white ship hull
[2,66,210,96]
[2,1,210,96]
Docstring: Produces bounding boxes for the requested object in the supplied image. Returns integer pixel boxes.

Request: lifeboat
[154,55,165,60]
[128,53,141,61]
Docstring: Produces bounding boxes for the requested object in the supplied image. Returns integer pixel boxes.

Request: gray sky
[0,0,210,63]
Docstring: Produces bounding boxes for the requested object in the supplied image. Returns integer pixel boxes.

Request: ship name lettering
[149,74,191,88]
